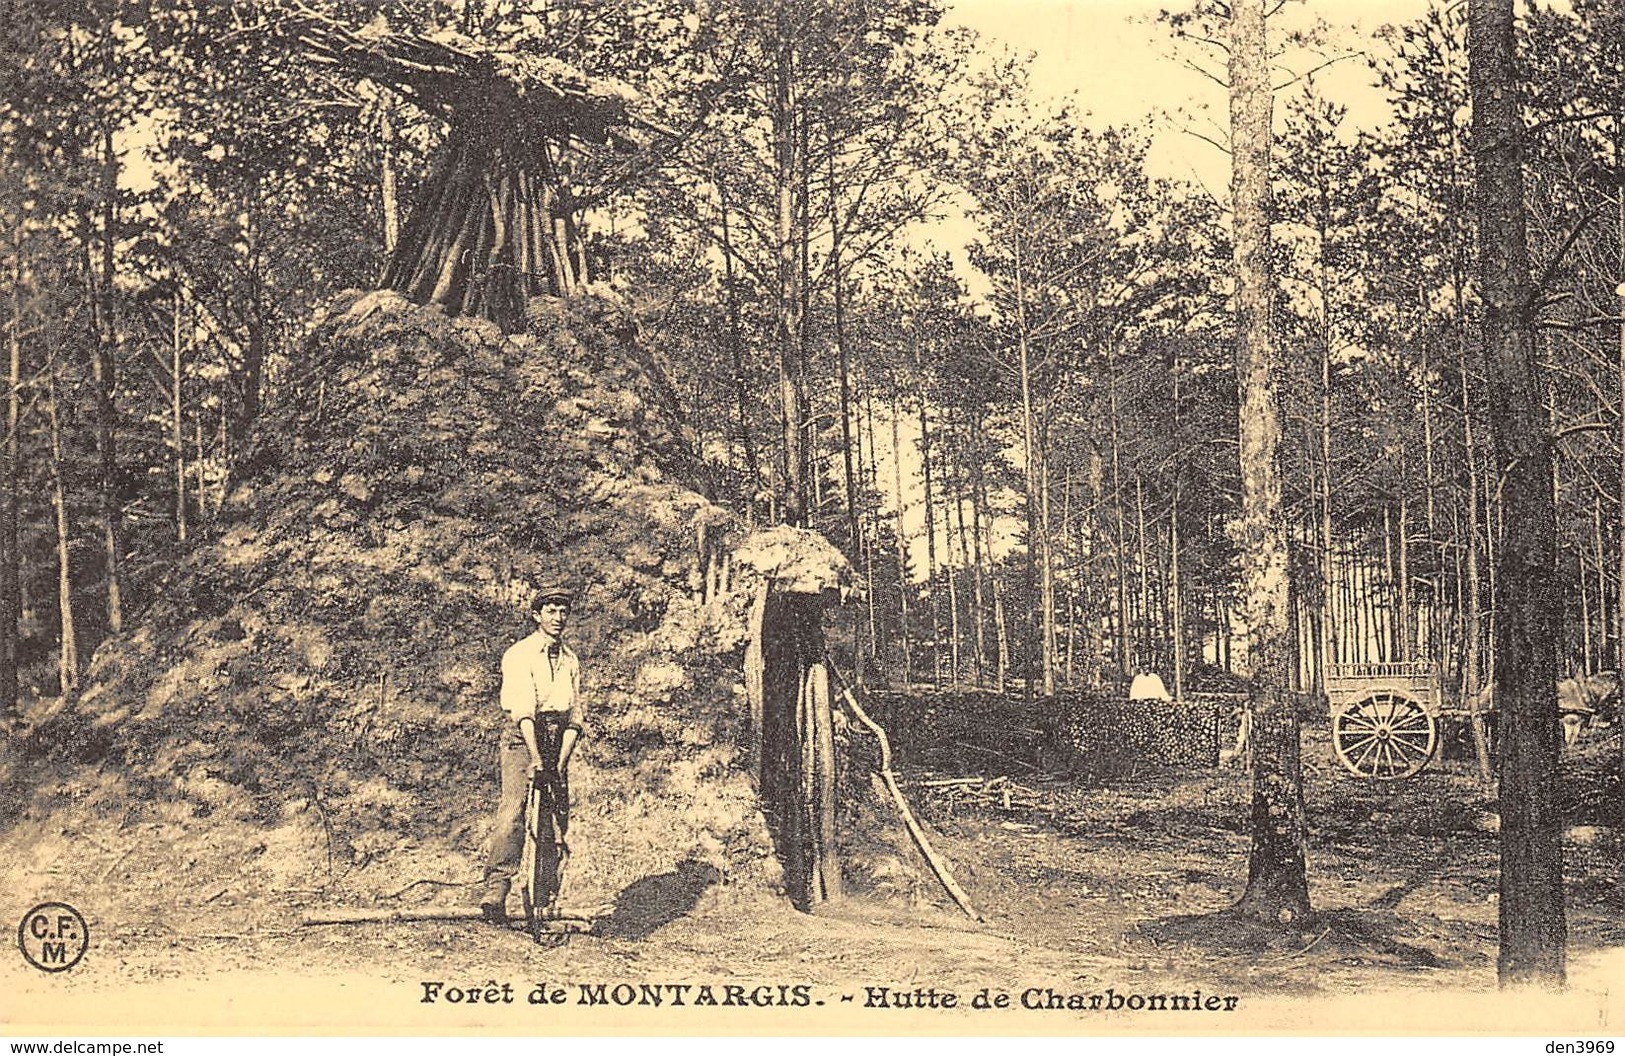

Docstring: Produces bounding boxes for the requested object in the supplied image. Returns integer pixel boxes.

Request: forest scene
[3,0,1625,1034]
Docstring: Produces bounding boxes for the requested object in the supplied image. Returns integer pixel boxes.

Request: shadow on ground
[1136,906,1469,971]
[597,858,720,939]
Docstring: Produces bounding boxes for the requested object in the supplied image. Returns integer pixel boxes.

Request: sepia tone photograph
[2,0,1623,1039]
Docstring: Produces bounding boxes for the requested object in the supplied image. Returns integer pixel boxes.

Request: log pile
[864,688,1227,775]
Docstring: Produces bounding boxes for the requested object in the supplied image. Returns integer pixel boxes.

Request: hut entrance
[737,528,849,911]
[755,590,841,910]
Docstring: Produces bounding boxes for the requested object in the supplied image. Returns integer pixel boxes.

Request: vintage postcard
[2,0,1623,1041]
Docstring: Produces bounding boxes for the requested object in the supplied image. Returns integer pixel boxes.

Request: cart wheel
[1333,691,1437,780]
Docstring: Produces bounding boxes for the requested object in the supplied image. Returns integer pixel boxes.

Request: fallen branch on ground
[386,878,469,900]
[829,669,983,923]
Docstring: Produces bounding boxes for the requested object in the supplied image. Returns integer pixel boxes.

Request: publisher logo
[17,901,89,972]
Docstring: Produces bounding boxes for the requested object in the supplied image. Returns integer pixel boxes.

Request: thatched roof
[283,4,645,149]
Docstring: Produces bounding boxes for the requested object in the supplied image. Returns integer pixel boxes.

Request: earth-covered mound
[4,289,784,918]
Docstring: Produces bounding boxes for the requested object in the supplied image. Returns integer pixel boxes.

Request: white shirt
[499,633,583,729]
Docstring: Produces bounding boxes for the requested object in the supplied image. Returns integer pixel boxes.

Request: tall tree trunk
[993,573,1009,693]
[1591,497,1606,671]
[1230,0,1311,924]
[970,417,990,687]
[2,214,21,716]
[889,389,913,685]
[953,418,975,687]
[194,417,206,531]
[1453,136,1495,783]
[172,285,188,545]
[1012,233,1043,699]
[946,517,962,687]
[92,128,124,635]
[1317,181,1337,696]
[1397,494,1411,660]
[235,182,268,450]
[717,181,763,507]
[918,393,942,687]
[380,99,401,255]
[1616,112,1625,826]
[828,146,862,574]
[1107,343,1132,677]
[1469,0,1565,988]
[1420,285,1443,669]
[772,22,808,526]
[1038,423,1056,695]
[860,365,882,681]
[1171,480,1186,702]
[1135,474,1152,670]
[45,354,77,695]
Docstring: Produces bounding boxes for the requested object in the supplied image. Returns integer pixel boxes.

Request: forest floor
[5,720,1624,1036]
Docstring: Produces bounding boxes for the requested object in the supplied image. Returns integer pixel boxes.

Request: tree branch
[1530,206,1602,299]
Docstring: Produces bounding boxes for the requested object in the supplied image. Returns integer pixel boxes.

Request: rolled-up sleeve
[499,645,531,723]
[565,656,585,733]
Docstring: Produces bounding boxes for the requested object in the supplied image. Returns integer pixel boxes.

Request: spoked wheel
[1333,691,1437,780]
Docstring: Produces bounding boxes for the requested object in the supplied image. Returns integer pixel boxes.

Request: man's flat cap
[532,580,576,606]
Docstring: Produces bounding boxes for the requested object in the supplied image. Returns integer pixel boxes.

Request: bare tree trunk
[236,185,267,448]
[1397,494,1411,660]
[970,418,990,687]
[889,390,913,685]
[860,368,882,681]
[1107,343,1131,677]
[380,99,401,255]
[1011,235,1045,698]
[1319,289,1337,691]
[1171,480,1185,701]
[993,573,1010,694]
[2,215,21,715]
[953,419,975,687]
[45,354,77,695]
[1469,0,1565,988]
[1447,151,1496,782]
[1614,113,1625,828]
[172,285,188,545]
[918,393,942,687]
[717,182,763,505]
[1420,286,1443,669]
[1038,424,1056,694]
[194,417,206,531]
[828,147,862,578]
[1230,0,1311,924]
[1592,497,1606,671]
[91,129,124,635]
[1135,473,1152,671]
[772,22,808,526]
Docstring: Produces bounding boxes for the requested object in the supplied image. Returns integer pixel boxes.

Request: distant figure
[1128,672,1172,702]
[1556,670,1617,747]
[1220,705,1253,770]
[479,581,586,925]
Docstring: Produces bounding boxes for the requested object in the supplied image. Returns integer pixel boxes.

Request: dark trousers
[486,717,569,881]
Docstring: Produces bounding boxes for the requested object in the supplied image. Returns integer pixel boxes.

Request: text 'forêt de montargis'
[418,980,1242,1013]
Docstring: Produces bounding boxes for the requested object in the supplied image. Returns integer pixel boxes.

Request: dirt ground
[5,721,1624,1036]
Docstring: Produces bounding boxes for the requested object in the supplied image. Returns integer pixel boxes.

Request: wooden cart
[1324,661,1441,780]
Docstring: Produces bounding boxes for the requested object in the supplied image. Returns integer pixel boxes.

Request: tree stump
[736,527,852,911]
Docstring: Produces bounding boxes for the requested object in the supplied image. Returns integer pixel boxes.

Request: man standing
[480,581,585,924]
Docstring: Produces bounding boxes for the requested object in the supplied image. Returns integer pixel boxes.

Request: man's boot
[479,874,510,925]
